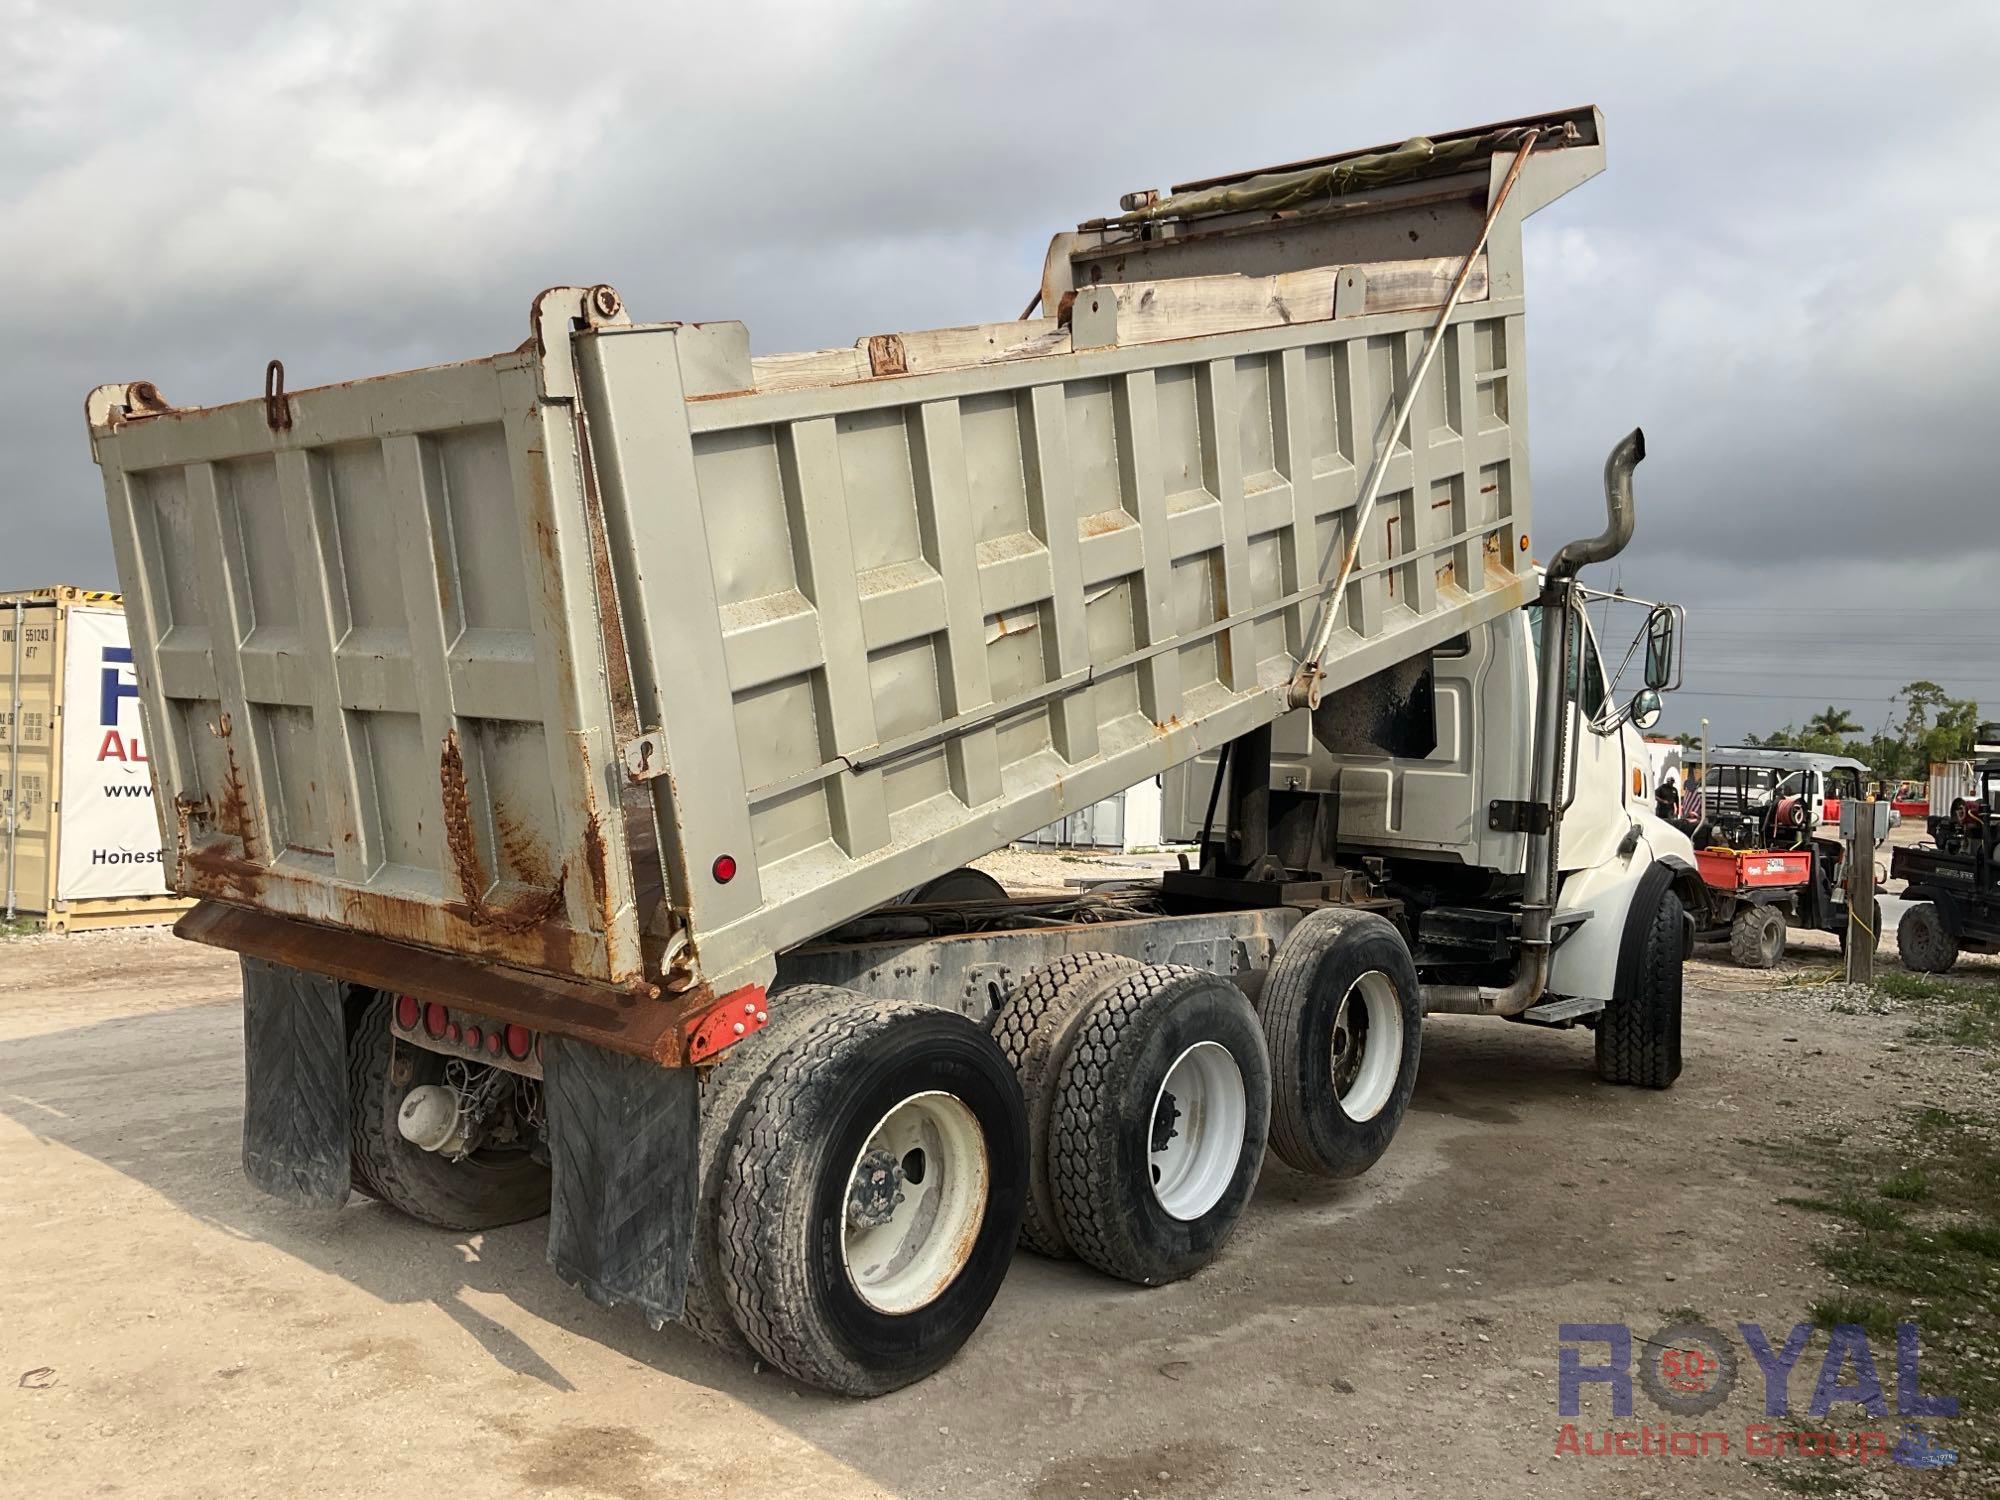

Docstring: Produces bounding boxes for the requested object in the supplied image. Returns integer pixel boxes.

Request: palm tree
[1806,706,1861,739]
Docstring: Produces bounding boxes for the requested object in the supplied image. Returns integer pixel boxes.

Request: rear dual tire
[985,952,1142,1257]
[1259,909,1424,1179]
[1044,965,1272,1286]
[709,997,1028,1397]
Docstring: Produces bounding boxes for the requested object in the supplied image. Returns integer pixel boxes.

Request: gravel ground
[2,863,1994,1499]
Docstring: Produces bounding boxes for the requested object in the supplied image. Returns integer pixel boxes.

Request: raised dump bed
[87,107,1603,1018]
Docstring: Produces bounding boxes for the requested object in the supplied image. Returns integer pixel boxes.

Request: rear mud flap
[543,1038,699,1324]
[240,957,352,1209]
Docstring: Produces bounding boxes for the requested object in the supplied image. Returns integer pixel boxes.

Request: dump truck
[85,105,1695,1397]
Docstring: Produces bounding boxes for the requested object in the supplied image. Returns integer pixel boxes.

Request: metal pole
[1700,718,1710,828]
[1290,128,1541,708]
[1845,803,1878,984]
[5,598,22,921]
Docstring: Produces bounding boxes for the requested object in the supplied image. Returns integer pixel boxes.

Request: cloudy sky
[6,0,1996,742]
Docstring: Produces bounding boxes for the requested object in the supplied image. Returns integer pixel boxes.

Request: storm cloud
[5,0,1995,739]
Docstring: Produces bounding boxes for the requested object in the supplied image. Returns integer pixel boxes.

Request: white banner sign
[55,608,173,901]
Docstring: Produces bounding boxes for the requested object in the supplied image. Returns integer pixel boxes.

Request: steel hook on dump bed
[263,359,292,433]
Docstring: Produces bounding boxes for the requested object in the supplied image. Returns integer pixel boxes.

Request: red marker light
[712,854,737,884]
[464,1026,482,1050]
[486,1032,503,1056]
[395,995,420,1030]
[423,1002,448,1039]
[505,1024,532,1061]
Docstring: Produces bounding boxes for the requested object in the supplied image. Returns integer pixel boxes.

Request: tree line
[1675,680,1983,781]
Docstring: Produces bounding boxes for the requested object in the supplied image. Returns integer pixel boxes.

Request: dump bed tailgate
[87,314,648,985]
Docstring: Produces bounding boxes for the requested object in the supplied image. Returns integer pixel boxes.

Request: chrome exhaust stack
[1425,428,1646,1017]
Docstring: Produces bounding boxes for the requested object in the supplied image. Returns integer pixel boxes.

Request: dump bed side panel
[90,354,644,983]
[585,295,1534,986]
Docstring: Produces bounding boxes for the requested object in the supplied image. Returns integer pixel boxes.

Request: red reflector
[395,995,420,1030]
[465,1026,482,1050]
[712,853,737,884]
[423,1002,448,1039]
[686,984,770,1063]
[505,1024,532,1060]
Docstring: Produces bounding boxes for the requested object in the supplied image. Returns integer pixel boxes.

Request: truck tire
[1596,884,1684,1088]
[347,992,550,1230]
[680,984,851,1354]
[1259,908,1422,1179]
[1728,903,1786,968]
[896,867,1009,904]
[717,999,1028,1396]
[987,952,1142,1257]
[1898,903,1960,973]
[1047,965,1271,1286]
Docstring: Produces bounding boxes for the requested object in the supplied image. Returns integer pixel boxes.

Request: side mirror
[1644,606,1676,690]
[1630,687,1663,730]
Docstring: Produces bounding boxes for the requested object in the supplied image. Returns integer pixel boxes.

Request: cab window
[1526,605,1606,719]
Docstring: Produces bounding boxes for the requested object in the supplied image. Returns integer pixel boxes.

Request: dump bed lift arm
[1286,129,1542,711]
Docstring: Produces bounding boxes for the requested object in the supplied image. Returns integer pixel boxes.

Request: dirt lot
[2,871,1994,1499]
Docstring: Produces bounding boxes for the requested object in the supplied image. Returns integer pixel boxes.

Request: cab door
[1558,610,1630,873]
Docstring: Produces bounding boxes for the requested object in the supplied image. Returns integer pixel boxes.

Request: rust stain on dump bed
[440,730,568,934]
[172,710,268,903]
[180,901,690,1063]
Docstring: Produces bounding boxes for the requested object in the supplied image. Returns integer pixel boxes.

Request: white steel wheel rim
[1332,971,1403,1123]
[840,1091,989,1315]
[1148,1041,1247,1221]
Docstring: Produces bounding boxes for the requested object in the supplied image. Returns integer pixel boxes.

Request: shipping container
[1930,759,1974,816]
[1,586,192,931]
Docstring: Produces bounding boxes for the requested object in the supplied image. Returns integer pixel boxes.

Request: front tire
[717,1000,1028,1396]
[347,993,550,1230]
[1259,909,1423,1179]
[1597,885,1685,1089]
[1898,903,1960,973]
[1046,965,1271,1286]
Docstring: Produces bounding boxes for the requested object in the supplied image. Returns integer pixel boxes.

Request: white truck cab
[1165,584,1698,1011]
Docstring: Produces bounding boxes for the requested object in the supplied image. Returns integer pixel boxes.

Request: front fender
[1545,815,1696,1003]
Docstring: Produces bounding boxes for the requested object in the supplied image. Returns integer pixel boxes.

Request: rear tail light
[397,999,540,1075]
